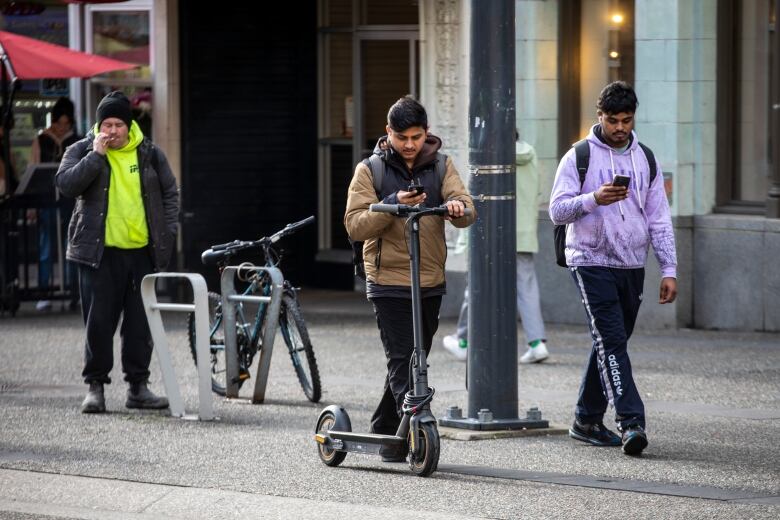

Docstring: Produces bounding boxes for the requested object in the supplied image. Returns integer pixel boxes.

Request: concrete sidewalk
[0,289,779,519]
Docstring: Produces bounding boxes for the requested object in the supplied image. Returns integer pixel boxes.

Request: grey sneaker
[126,381,169,409]
[81,382,106,413]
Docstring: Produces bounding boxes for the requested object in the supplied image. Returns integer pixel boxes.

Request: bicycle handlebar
[270,215,315,243]
[369,203,473,217]
[200,216,316,266]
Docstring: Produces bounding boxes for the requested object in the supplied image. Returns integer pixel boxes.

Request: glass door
[316,0,419,257]
[85,0,153,136]
[353,34,419,166]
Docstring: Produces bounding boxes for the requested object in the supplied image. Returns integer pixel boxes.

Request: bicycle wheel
[279,294,321,402]
[187,291,245,396]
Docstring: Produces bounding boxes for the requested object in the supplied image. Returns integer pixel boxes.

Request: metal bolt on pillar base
[446,406,463,419]
[526,407,542,421]
[477,408,494,422]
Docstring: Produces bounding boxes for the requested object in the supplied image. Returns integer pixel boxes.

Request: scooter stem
[407,212,428,397]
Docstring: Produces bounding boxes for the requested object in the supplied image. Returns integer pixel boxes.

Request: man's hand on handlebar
[397,189,426,205]
[444,199,465,220]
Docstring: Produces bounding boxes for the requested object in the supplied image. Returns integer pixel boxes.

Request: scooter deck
[323,430,405,456]
[328,431,405,446]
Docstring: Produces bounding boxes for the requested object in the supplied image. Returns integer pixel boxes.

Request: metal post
[768,0,780,218]
[220,265,284,403]
[440,0,547,431]
[140,272,215,421]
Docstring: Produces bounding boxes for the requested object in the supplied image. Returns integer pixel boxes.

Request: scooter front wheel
[316,410,348,467]
[408,422,440,477]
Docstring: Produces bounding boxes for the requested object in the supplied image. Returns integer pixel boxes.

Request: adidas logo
[130,165,139,174]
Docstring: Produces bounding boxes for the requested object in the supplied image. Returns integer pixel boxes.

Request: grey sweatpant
[456,252,546,345]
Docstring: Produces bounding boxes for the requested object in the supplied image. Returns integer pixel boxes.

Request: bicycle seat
[201,247,230,266]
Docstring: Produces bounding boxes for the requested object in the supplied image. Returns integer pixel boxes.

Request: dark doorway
[179,5,318,290]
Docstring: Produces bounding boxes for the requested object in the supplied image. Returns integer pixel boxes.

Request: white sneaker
[442,334,467,361]
[35,300,52,311]
[520,341,549,364]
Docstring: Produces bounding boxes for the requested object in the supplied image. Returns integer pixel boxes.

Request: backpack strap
[367,154,385,194]
[434,152,447,187]
[573,139,590,189]
[637,142,658,186]
[573,138,658,187]
[366,151,448,196]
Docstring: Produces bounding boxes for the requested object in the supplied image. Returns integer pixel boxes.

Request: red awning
[0,30,137,80]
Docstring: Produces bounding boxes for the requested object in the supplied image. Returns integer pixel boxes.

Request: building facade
[4,0,776,331]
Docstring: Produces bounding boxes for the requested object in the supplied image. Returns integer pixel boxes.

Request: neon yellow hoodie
[95,121,148,248]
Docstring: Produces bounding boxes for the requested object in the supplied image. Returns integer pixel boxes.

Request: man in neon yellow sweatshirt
[56,91,179,413]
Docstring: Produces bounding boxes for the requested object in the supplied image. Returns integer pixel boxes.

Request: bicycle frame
[215,244,289,366]
[200,215,315,401]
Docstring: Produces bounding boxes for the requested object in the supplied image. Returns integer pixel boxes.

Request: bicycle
[187,216,321,402]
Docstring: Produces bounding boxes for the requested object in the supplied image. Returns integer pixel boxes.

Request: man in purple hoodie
[549,81,677,456]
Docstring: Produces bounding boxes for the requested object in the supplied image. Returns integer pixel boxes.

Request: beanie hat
[95,91,133,128]
[51,97,74,124]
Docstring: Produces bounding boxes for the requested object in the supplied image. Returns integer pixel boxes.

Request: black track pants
[570,266,645,430]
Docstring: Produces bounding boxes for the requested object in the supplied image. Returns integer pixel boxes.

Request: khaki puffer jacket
[344,135,475,287]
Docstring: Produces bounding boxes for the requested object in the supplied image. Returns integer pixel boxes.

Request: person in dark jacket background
[55,91,179,414]
[29,97,82,311]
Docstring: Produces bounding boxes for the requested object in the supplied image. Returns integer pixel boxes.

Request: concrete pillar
[516,0,559,205]
[419,0,471,317]
[634,0,717,218]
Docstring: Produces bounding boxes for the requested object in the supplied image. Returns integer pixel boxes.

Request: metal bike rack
[140,273,215,421]
[220,265,284,402]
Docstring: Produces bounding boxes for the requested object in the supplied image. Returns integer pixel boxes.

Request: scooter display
[314,202,471,477]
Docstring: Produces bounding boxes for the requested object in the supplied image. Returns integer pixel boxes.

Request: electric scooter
[314,202,471,477]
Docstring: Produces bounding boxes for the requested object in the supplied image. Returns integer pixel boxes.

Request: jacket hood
[92,120,144,152]
[373,133,443,172]
[586,123,638,153]
[515,141,536,166]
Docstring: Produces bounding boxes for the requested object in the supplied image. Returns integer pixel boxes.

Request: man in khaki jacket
[344,96,475,461]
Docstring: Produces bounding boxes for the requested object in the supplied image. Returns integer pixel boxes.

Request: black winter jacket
[55,131,179,271]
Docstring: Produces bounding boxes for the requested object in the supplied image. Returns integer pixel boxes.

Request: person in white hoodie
[443,133,549,363]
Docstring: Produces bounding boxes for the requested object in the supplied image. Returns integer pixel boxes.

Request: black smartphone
[612,175,630,188]
[407,182,424,195]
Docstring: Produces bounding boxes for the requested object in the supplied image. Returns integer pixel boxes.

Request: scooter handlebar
[369,203,400,214]
[369,203,473,217]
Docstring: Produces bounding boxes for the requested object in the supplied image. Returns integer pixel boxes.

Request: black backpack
[351,152,447,279]
[554,139,657,268]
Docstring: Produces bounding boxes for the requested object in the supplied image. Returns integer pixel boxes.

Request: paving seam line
[437,464,780,506]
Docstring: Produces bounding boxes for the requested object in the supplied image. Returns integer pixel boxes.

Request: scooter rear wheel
[316,411,347,467]
[408,422,440,477]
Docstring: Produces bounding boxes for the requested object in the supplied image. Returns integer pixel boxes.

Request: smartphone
[612,175,630,188]
[407,182,424,195]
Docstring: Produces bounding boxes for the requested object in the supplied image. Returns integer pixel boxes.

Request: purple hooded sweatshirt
[549,125,677,278]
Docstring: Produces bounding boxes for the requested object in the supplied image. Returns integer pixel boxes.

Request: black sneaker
[379,444,407,463]
[621,425,648,455]
[569,420,622,447]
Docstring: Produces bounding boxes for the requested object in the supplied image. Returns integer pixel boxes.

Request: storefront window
[92,11,150,81]
[717,0,774,209]
[1,4,70,186]
[87,3,153,138]
[737,0,771,202]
